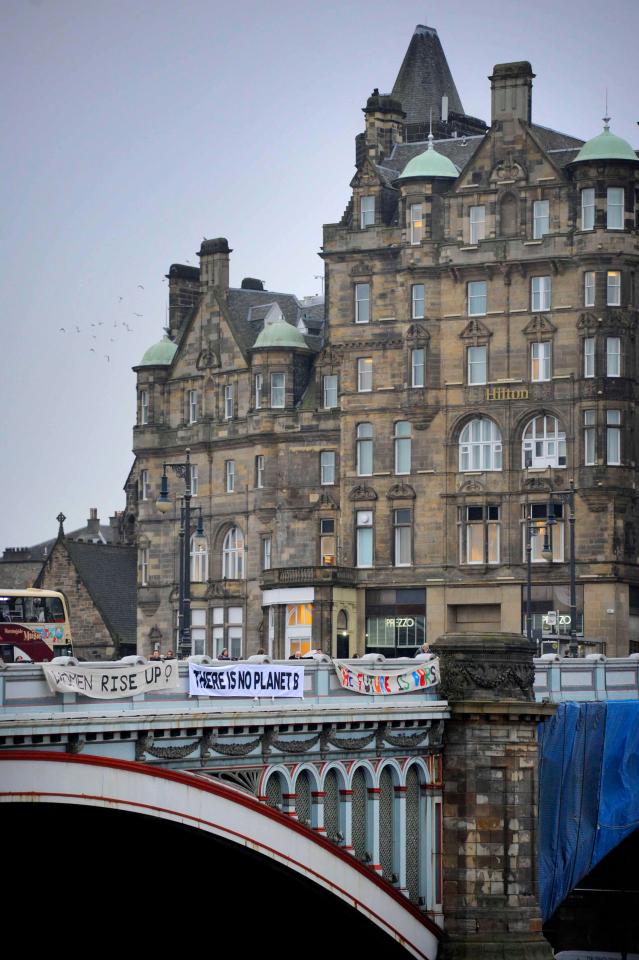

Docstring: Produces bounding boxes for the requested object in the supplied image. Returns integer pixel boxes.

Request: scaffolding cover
[538,700,639,921]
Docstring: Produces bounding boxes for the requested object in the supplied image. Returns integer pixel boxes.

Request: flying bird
[75,326,81,333]
[133,313,143,318]
[137,284,144,290]
[105,355,110,362]
[58,327,66,333]
[89,348,95,353]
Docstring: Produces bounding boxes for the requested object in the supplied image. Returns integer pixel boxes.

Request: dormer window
[361,196,375,228]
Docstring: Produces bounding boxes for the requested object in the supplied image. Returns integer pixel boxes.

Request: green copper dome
[574,124,638,164]
[398,135,459,181]
[139,335,177,366]
[252,318,309,352]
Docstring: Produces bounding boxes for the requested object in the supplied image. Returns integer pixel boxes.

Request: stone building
[132,25,639,659]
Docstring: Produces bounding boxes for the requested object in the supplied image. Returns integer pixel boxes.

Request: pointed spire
[56,512,66,539]
[391,24,464,126]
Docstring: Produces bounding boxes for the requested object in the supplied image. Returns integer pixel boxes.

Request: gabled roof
[391,24,464,124]
[62,541,137,647]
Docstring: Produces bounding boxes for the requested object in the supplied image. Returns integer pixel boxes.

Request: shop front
[365,588,426,658]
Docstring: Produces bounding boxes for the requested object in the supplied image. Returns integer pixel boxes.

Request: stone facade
[132,25,639,659]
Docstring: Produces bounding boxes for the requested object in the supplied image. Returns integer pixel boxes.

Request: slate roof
[63,541,137,648]
[391,25,465,124]
[385,135,484,180]
[225,288,325,358]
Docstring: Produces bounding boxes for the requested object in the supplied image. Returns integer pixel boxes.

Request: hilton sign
[485,384,529,401]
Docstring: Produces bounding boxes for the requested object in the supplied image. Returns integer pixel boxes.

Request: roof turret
[252,315,309,352]
[573,119,639,164]
[397,133,459,181]
[139,335,177,366]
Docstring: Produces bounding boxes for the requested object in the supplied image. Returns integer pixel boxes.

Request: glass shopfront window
[522,584,584,651]
[365,588,425,657]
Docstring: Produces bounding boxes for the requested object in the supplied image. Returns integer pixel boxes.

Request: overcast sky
[1,0,637,552]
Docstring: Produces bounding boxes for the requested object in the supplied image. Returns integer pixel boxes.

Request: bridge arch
[1,751,440,959]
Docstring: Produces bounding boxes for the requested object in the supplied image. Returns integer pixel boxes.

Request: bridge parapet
[534,655,639,702]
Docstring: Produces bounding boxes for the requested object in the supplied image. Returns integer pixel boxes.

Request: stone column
[431,631,555,960]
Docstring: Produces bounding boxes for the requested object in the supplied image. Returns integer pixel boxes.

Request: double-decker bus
[0,589,73,662]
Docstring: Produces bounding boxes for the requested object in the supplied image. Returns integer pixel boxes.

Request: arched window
[459,418,502,472]
[222,526,244,579]
[522,415,566,469]
[190,535,208,582]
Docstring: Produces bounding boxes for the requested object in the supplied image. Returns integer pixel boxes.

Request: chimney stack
[489,62,535,129]
[87,508,100,538]
[198,237,232,293]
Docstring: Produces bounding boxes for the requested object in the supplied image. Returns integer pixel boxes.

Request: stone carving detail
[317,345,342,367]
[207,736,262,757]
[382,728,430,748]
[406,323,430,342]
[196,347,219,370]
[136,733,154,760]
[143,740,200,760]
[204,769,261,796]
[439,660,535,702]
[207,581,229,599]
[271,734,321,754]
[460,318,492,342]
[458,478,484,492]
[348,485,378,502]
[67,734,85,755]
[576,311,599,334]
[315,492,338,511]
[490,157,526,183]
[326,730,377,751]
[522,476,553,492]
[522,314,557,338]
[349,261,372,278]
[387,482,416,500]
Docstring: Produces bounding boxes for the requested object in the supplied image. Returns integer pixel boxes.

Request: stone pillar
[312,790,326,835]
[394,784,408,895]
[431,631,555,960]
[340,788,354,854]
[368,787,382,874]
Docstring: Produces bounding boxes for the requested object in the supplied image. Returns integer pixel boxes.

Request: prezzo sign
[334,659,440,695]
[385,617,415,628]
[189,662,304,698]
[542,613,572,626]
[43,661,179,699]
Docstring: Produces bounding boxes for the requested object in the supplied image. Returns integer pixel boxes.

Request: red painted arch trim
[1,751,441,940]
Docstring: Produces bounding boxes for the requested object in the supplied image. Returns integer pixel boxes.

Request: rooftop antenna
[603,89,610,131]
[428,108,434,149]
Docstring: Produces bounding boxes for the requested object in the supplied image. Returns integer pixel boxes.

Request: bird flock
[57,282,153,364]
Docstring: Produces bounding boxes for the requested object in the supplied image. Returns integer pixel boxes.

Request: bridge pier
[432,632,555,960]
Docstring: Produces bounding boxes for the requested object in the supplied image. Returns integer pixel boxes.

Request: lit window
[411,348,425,387]
[140,469,150,501]
[355,283,370,324]
[531,341,552,382]
[581,188,595,231]
[191,608,207,657]
[140,547,149,586]
[411,284,424,319]
[190,535,209,583]
[225,460,235,493]
[584,271,595,308]
[468,281,487,316]
[606,337,620,377]
[394,421,412,475]
[607,410,621,464]
[469,205,485,244]
[271,373,285,408]
[361,195,375,228]
[584,337,595,378]
[188,389,199,424]
[467,344,487,385]
[254,374,263,409]
[356,423,373,476]
[522,415,566,468]
[320,518,336,566]
[262,536,272,571]
[320,451,336,486]
[393,508,412,566]
[190,464,199,496]
[357,357,373,392]
[224,384,234,420]
[356,511,373,568]
[607,271,621,306]
[255,455,264,488]
[140,390,149,425]
[531,276,552,312]
[533,200,550,239]
[523,502,564,562]
[459,418,502,472]
[409,203,423,245]
[323,374,338,409]
[459,505,500,564]
[584,410,596,465]
[222,527,244,580]
[607,187,624,230]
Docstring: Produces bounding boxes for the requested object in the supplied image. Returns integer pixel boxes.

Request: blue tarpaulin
[538,701,639,921]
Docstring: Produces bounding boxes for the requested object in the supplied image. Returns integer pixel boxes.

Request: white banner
[334,659,440,695]
[189,662,304,698]
[43,661,179,699]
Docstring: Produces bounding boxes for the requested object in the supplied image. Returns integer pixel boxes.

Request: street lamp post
[156,447,193,658]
